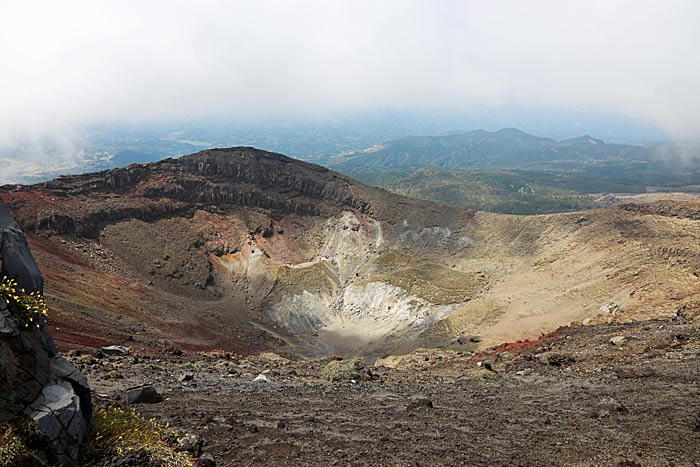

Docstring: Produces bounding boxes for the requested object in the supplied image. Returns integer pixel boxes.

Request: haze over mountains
[4,125,700,217]
[320,128,700,214]
[330,128,649,172]
[0,110,677,186]
[330,127,693,173]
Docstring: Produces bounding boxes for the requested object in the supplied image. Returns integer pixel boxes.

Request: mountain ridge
[3,147,465,238]
[330,128,651,172]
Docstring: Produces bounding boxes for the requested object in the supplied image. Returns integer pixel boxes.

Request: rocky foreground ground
[70,315,700,467]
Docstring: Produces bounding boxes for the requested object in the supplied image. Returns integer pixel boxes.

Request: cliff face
[0,201,92,466]
[0,148,372,238]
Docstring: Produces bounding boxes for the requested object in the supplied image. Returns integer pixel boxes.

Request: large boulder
[0,201,92,466]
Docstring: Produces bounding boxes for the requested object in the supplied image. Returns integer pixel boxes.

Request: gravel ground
[74,317,700,467]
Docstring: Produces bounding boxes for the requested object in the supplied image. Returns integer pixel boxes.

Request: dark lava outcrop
[1,148,375,238]
[1,147,467,239]
[0,201,92,466]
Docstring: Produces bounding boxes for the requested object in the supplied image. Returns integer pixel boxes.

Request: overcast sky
[1,0,699,149]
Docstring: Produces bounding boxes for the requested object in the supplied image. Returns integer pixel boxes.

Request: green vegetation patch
[372,263,480,305]
[0,417,48,467]
[272,260,340,298]
[322,357,372,382]
[374,250,420,268]
[379,168,601,215]
[0,276,48,329]
[349,166,700,215]
[79,407,193,467]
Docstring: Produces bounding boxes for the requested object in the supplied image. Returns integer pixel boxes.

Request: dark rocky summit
[1,148,372,238]
[0,147,465,240]
[0,201,92,466]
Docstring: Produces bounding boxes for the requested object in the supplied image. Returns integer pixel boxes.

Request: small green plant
[0,424,24,467]
[322,357,372,382]
[79,407,193,467]
[0,417,47,467]
[0,276,48,329]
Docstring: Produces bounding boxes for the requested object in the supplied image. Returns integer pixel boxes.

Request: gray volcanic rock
[0,201,92,466]
[125,384,163,404]
[0,201,44,293]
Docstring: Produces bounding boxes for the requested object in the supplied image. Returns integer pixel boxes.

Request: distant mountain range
[318,128,700,215]
[327,128,655,173]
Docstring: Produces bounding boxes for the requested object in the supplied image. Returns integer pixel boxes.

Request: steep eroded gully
[215,210,468,358]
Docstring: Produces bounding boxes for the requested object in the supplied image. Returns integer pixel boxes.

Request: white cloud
[0,0,698,148]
